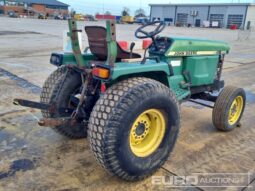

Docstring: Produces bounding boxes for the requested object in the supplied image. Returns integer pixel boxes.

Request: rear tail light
[92,67,110,79]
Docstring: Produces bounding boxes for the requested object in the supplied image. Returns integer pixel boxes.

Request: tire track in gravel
[171,122,255,174]
[0,67,42,95]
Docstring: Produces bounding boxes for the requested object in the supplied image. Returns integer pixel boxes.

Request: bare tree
[135,8,146,17]
[121,7,130,16]
[70,8,76,17]
[105,11,111,15]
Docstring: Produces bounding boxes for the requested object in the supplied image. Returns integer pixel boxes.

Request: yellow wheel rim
[228,96,244,125]
[129,109,166,157]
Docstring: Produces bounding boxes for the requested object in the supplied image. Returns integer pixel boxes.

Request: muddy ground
[0,17,255,191]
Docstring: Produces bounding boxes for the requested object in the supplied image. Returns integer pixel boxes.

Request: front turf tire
[212,86,246,131]
[88,77,180,181]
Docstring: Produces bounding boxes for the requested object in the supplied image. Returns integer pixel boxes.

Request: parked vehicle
[54,15,63,20]
[63,15,71,20]
[121,16,134,24]
[8,11,18,18]
[38,13,47,19]
[74,14,84,21]
[135,17,149,24]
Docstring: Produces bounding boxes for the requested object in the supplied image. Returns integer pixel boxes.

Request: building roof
[149,3,255,7]
[15,0,69,7]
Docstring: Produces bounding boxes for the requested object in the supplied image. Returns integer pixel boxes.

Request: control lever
[141,56,160,65]
[130,42,135,58]
[72,29,82,33]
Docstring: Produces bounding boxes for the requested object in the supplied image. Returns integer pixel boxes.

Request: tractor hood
[165,37,230,57]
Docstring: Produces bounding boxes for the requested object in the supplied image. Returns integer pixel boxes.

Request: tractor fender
[110,61,172,87]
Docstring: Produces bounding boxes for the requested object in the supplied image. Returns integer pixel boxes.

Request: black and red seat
[85,26,141,62]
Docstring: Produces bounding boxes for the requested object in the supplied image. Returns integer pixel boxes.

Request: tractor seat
[85,26,141,62]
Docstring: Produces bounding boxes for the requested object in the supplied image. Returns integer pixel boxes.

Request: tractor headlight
[50,53,63,66]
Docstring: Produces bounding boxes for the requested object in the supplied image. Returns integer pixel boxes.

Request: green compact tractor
[14,20,246,181]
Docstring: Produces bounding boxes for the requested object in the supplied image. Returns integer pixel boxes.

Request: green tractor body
[14,20,246,181]
[51,20,229,100]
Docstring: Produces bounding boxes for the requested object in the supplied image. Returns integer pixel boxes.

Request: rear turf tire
[40,67,91,139]
[88,77,180,181]
[50,69,88,139]
[212,85,246,131]
[40,66,67,118]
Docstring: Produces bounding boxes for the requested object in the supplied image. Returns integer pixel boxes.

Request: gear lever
[130,42,135,58]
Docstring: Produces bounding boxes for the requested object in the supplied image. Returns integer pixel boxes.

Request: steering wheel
[135,21,166,50]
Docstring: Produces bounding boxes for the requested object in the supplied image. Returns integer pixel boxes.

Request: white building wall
[209,6,228,27]
[226,6,247,28]
[162,6,176,23]
[209,5,247,28]
[245,6,255,29]
[150,6,164,21]
[150,4,252,28]
[176,6,209,26]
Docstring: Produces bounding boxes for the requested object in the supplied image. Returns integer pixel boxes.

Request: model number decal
[174,51,197,56]
[169,51,219,56]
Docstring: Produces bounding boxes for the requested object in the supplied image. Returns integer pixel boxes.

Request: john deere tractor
[14,20,246,181]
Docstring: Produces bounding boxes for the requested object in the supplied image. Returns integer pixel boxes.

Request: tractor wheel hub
[129,109,166,157]
[135,123,146,136]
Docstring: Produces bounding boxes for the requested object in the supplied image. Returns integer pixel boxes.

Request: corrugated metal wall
[162,6,176,23]
[150,6,164,21]
[209,5,247,28]
[176,6,209,26]
[150,4,249,28]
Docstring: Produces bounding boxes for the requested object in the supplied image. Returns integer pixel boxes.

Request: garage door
[177,13,188,26]
[227,15,244,29]
[210,14,224,28]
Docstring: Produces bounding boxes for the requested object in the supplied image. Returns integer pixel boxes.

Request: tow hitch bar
[13,99,75,127]
[13,99,73,114]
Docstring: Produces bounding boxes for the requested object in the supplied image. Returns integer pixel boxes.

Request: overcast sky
[60,0,254,16]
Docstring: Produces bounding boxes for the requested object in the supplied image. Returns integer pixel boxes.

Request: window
[177,13,188,26]
[227,15,243,28]
[46,5,68,10]
[164,18,173,22]
[3,0,24,6]
[5,0,18,6]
